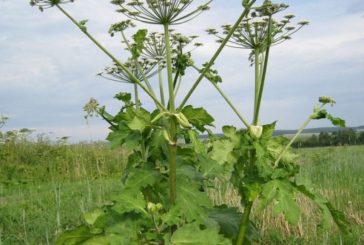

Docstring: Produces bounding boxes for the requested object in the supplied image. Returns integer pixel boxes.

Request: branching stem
[274,104,325,166]
[55,4,166,111]
[253,16,272,125]
[120,31,158,101]
[191,65,250,128]
[178,2,255,109]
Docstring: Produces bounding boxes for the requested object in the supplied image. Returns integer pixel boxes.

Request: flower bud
[249,125,263,139]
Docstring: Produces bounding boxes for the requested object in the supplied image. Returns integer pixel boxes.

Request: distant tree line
[292,129,364,148]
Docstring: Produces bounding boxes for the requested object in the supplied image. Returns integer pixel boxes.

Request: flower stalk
[55,4,166,111]
[164,23,178,204]
[178,1,256,109]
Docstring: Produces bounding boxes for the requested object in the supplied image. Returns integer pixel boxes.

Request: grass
[258,145,364,244]
[0,141,363,244]
[210,146,364,244]
[0,138,127,184]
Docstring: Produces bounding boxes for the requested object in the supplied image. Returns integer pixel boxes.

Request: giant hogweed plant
[30,0,349,244]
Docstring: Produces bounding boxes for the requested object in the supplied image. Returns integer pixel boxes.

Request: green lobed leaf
[260,121,276,142]
[106,123,131,148]
[108,234,139,245]
[164,178,212,225]
[127,116,148,132]
[112,191,147,215]
[208,205,261,243]
[201,63,223,84]
[222,126,240,146]
[199,155,226,178]
[188,130,206,155]
[114,92,132,104]
[311,109,328,120]
[83,208,105,226]
[293,181,351,234]
[210,139,236,165]
[186,130,227,178]
[181,105,214,132]
[311,108,346,128]
[123,131,142,152]
[162,204,184,226]
[170,223,231,245]
[259,179,300,224]
[131,29,148,59]
[148,129,168,161]
[123,168,161,190]
[82,236,110,245]
[103,213,142,244]
[327,114,346,128]
[78,19,88,32]
[175,53,192,76]
[127,108,151,132]
[55,226,94,245]
[176,164,202,182]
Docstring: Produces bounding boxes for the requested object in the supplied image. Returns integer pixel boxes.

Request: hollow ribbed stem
[236,148,256,245]
[158,65,165,106]
[134,83,140,110]
[253,51,261,124]
[56,4,166,111]
[253,16,272,125]
[168,119,177,205]
[164,23,177,205]
[174,76,182,97]
[164,24,176,112]
[236,201,253,245]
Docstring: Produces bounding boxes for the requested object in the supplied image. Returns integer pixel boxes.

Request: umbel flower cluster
[99,58,158,84]
[102,23,202,84]
[110,0,212,25]
[29,0,74,11]
[207,0,309,55]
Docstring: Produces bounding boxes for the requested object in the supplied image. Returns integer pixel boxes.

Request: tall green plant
[204,1,349,244]
[30,0,349,244]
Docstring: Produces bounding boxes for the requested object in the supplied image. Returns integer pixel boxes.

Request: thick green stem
[168,119,177,205]
[55,4,166,111]
[141,139,147,163]
[163,23,177,204]
[174,76,182,97]
[253,51,261,123]
[178,3,255,110]
[134,83,140,110]
[236,201,253,245]
[158,65,166,106]
[253,17,272,125]
[237,133,257,244]
[164,24,176,112]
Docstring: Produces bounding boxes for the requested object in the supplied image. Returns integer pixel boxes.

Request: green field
[0,142,363,244]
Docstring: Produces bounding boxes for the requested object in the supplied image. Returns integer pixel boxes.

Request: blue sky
[0,0,363,142]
